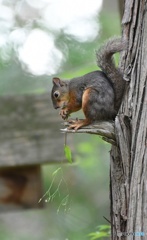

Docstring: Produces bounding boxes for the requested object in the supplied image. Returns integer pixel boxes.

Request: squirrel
[51,38,127,130]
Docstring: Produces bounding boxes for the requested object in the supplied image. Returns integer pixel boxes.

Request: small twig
[61,120,116,145]
[64,132,67,146]
[103,216,111,225]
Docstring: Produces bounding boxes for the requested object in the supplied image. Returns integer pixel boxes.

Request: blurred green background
[0,0,121,239]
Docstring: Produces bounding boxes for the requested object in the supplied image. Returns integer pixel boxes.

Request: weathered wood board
[0,94,72,167]
[0,93,73,211]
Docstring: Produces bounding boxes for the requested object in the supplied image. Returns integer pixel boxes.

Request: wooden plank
[0,165,43,211]
[0,94,72,167]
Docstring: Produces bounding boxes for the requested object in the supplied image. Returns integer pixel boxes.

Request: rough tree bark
[110,0,147,239]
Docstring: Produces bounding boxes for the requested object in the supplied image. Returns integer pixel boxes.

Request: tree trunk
[110,0,147,239]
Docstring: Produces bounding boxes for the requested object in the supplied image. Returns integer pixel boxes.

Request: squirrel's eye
[54,91,60,99]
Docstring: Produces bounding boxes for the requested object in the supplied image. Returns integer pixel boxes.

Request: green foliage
[39,167,70,213]
[88,225,110,240]
[64,132,73,163]
[39,134,110,240]
[64,144,73,163]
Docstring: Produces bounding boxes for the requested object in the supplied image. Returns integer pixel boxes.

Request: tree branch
[61,120,116,145]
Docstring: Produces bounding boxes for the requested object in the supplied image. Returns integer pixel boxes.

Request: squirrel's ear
[52,77,64,87]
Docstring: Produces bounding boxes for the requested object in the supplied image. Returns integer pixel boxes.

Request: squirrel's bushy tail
[96,38,127,110]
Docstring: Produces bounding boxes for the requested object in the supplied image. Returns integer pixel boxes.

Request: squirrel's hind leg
[68,88,93,130]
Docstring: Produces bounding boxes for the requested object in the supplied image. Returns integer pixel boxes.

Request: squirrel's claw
[68,119,91,130]
[59,109,69,120]
[67,120,85,130]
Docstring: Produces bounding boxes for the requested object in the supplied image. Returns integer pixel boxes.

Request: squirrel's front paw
[59,109,69,120]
